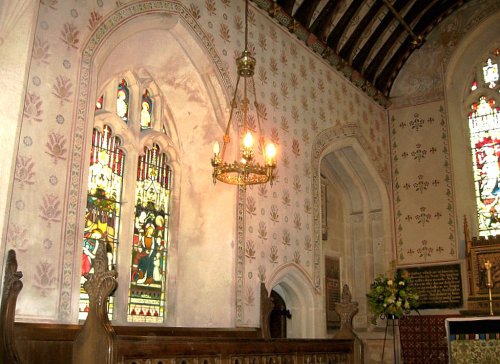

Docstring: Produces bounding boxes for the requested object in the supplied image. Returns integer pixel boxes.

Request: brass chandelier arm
[250,76,266,152]
[220,74,242,162]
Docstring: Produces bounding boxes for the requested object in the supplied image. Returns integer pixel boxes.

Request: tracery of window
[468,49,500,237]
[469,48,499,92]
[79,125,124,319]
[80,75,172,323]
[483,58,499,89]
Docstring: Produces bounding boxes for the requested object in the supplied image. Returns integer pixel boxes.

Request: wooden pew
[0,250,23,363]
[14,240,354,363]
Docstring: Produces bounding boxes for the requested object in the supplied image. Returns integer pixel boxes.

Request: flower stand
[381,315,401,364]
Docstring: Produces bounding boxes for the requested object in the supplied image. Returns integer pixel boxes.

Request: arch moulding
[62,1,234,321]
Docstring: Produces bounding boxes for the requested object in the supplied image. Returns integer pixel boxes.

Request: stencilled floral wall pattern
[390,103,456,265]
[4,0,388,325]
[388,0,499,267]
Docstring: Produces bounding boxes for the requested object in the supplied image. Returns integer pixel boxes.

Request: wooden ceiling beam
[339,1,384,61]
[293,0,322,28]
[276,0,295,15]
[375,0,468,95]
[309,0,341,40]
[363,0,425,82]
[326,0,364,51]
[350,0,407,73]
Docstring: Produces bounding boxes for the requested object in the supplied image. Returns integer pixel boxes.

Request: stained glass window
[141,90,153,130]
[128,144,171,322]
[96,95,104,111]
[469,96,500,236]
[79,125,125,320]
[84,75,172,323]
[483,58,499,89]
[117,79,129,121]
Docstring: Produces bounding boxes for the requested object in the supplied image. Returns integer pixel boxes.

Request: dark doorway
[269,290,291,338]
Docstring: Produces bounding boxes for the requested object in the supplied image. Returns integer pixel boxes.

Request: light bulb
[213,141,220,155]
[243,131,253,149]
[265,143,276,164]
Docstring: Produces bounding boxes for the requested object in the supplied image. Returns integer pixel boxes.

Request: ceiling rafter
[309,0,341,39]
[363,1,425,81]
[339,2,384,61]
[375,0,467,93]
[253,0,471,105]
[326,0,364,51]
[293,0,322,28]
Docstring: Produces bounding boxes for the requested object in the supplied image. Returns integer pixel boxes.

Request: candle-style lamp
[484,260,494,316]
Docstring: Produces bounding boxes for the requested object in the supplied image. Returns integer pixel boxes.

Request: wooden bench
[0,250,23,363]
[12,241,355,363]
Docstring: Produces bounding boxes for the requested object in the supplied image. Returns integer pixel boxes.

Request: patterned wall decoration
[388,0,499,267]
[5,0,389,325]
[390,102,457,265]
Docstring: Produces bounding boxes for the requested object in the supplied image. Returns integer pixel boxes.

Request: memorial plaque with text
[398,264,463,309]
[325,257,340,330]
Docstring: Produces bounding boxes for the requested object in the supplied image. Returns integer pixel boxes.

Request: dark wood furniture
[464,216,500,313]
[12,243,354,363]
[72,238,118,364]
[0,249,23,364]
[15,324,354,364]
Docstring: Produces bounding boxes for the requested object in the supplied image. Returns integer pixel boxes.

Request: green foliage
[367,270,419,323]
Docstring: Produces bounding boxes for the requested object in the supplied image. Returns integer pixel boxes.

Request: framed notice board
[398,263,463,309]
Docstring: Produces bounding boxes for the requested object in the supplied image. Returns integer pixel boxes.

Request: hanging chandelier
[211,0,277,187]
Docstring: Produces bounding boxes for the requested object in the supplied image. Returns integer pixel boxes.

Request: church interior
[0,0,499,363]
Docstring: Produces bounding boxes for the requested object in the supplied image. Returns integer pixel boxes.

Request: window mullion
[114,147,139,324]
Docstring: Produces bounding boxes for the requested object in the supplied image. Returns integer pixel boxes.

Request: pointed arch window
[468,49,500,237]
[79,125,124,319]
[81,75,173,323]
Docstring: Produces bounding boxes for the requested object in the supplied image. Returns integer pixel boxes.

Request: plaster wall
[389,0,500,266]
[0,0,38,280]
[0,0,389,334]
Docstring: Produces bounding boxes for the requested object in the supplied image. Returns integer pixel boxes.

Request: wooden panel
[15,323,78,364]
[14,323,354,364]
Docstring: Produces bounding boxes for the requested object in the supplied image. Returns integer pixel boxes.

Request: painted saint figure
[141,89,153,129]
[117,79,129,121]
[478,143,500,199]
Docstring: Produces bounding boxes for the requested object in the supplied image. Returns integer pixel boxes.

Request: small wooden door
[269,290,291,338]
